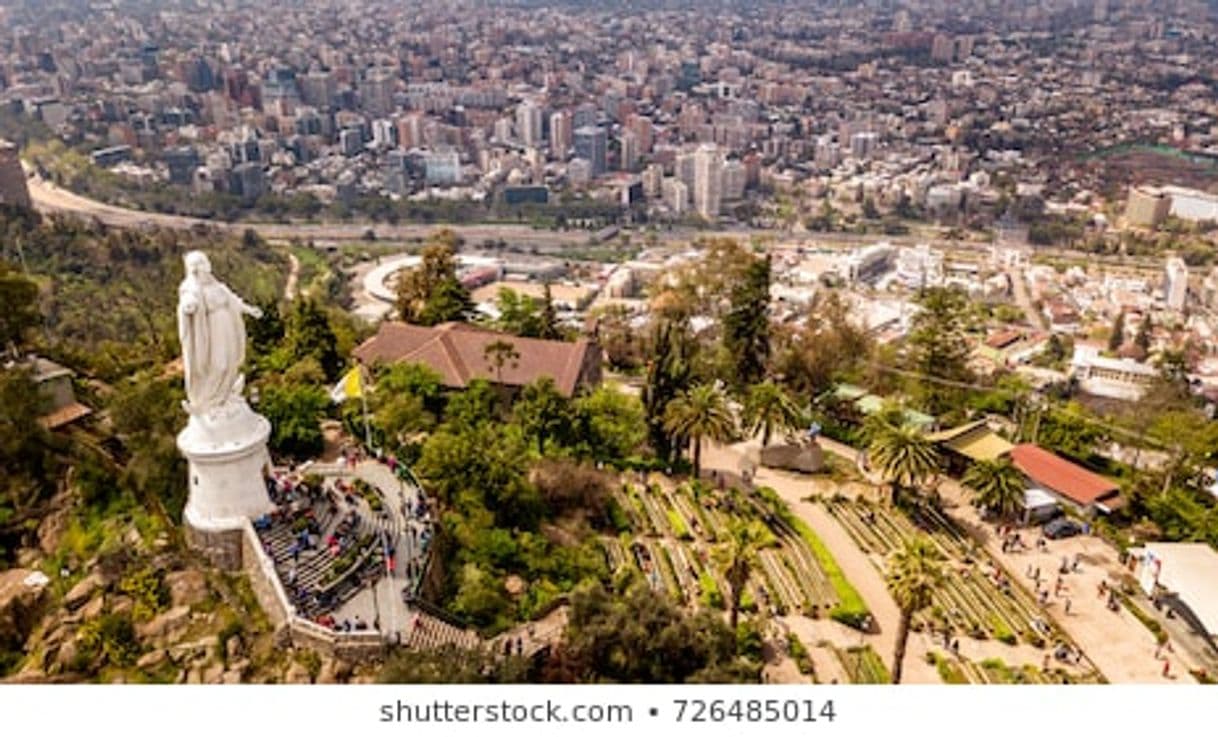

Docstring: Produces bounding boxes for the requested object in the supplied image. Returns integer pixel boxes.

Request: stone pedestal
[177,396,274,569]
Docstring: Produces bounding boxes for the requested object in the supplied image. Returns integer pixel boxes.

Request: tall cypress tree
[642,318,694,465]
[723,253,771,390]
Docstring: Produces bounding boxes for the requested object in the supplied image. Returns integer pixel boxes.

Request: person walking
[1064,598,1072,615]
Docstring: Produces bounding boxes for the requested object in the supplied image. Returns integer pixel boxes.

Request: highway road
[24,172,1169,273]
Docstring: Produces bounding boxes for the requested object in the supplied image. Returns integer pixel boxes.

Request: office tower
[516,101,543,147]
[339,128,364,157]
[572,103,598,130]
[642,164,663,198]
[574,125,607,177]
[693,143,723,220]
[1165,256,1189,311]
[361,67,396,117]
[549,110,572,158]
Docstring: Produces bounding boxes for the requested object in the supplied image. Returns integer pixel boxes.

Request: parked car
[1043,517,1083,540]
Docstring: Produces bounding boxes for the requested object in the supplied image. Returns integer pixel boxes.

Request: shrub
[117,567,169,621]
[699,572,724,609]
[787,632,815,676]
[77,612,141,668]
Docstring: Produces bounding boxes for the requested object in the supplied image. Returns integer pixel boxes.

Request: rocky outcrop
[757,442,825,473]
[62,573,103,611]
[0,569,50,649]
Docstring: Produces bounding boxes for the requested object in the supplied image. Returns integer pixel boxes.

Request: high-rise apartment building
[516,101,543,147]
[1165,256,1189,311]
[693,143,723,220]
[361,68,396,117]
[619,129,639,171]
[550,111,572,158]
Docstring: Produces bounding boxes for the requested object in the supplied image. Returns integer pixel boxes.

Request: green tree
[573,386,646,463]
[416,421,540,529]
[663,383,737,479]
[772,292,872,397]
[885,536,945,684]
[716,521,765,632]
[867,421,940,504]
[283,299,341,380]
[742,380,804,447]
[1107,310,1126,353]
[722,254,771,389]
[494,288,544,338]
[963,459,1026,521]
[513,378,575,454]
[1134,316,1152,358]
[538,282,561,340]
[258,382,330,459]
[367,362,444,452]
[0,261,40,354]
[0,368,60,536]
[483,339,520,387]
[642,318,694,464]
[396,239,472,326]
[906,287,974,415]
[552,580,759,683]
[380,644,531,684]
[247,298,285,358]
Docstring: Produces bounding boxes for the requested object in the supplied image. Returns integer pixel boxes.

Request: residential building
[693,142,723,220]
[1165,256,1189,311]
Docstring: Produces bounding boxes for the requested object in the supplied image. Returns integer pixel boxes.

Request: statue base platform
[177,397,274,568]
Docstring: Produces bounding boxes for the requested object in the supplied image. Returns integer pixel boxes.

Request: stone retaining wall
[239,520,385,662]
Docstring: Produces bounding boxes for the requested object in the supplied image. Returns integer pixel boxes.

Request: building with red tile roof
[352,321,602,397]
[1009,443,1121,513]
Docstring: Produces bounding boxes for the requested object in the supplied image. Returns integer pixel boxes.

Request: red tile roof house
[1009,443,1122,516]
[353,321,603,397]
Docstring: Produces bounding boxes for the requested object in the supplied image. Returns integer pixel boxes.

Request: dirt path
[700,441,939,683]
[284,252,300,301]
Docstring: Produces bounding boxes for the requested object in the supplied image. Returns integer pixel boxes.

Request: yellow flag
[330,367,363,403]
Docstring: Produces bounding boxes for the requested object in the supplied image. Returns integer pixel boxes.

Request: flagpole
[360,367,372,451]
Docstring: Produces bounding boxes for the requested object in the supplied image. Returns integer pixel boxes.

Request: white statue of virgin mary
[177,251,263,416]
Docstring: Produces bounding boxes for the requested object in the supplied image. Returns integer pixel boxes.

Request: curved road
[24,172,1169,273]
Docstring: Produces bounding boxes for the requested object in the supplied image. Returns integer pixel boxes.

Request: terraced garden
[604,481,868,628]
[822,497,1056,648]
[927,652,1106,685]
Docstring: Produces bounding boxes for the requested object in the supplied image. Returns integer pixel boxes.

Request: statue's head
[184,250,213,280]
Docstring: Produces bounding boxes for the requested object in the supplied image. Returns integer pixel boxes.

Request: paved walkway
[705,434,1203,683]
[695,434,1213,683]
[931,474,1202,683]
[700,441,938,683]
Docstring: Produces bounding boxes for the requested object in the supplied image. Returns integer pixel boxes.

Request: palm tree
[663,383,737,479]
[886,536,946,684]
[716,521,766,632]
[963,458,1026,522]
[867,421,940,504]
[742,380,805,447]
[483,339,520,386]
